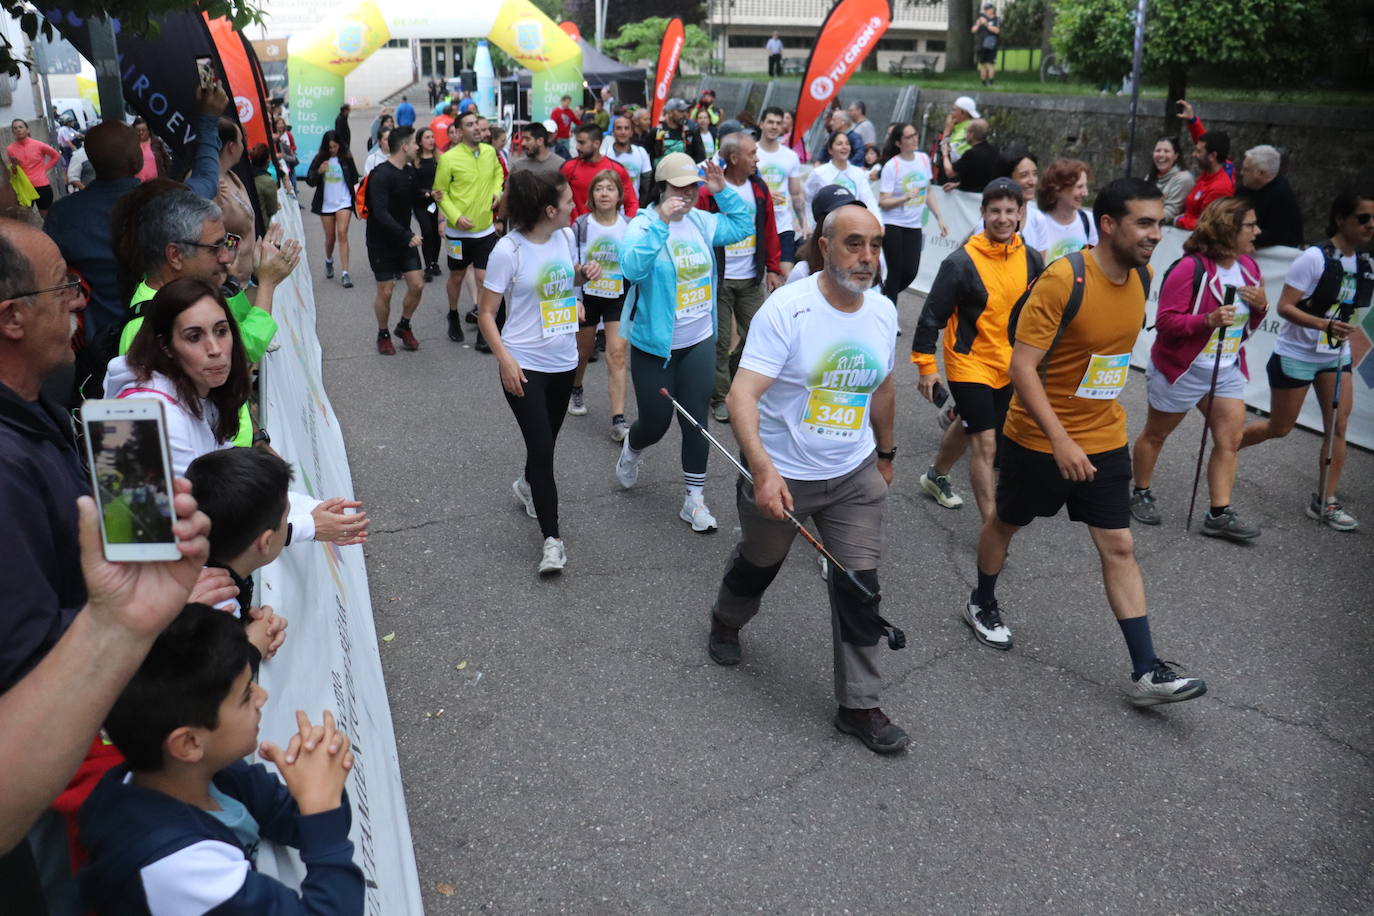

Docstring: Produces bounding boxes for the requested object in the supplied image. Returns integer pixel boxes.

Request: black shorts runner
[996,439,1132,530]
[580,291,626,328]
[367,242,422,282]
[779,230,797,264]
[948,380,1012,435]
[445,232,498,271]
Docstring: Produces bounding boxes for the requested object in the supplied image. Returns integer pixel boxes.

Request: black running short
[445,232,498,271]
[579,291,625,328]
[1265,351,1352,390]
[779,230,797,264]
[996,439,1131,530]
[948,380,1012,435]
[976,48,997,65]
[367,243,422,282]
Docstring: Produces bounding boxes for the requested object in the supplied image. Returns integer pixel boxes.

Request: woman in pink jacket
[1129,197,1268,540]
[7,119,62,214]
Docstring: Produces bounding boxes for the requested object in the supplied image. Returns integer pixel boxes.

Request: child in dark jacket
[77,605,361,914]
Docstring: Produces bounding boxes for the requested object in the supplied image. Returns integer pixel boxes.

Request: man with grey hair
[1239,144,1303,248]
[826,109,865,166]
[708,203,906,754]
[694,130,783,422]
[846,100,876,150]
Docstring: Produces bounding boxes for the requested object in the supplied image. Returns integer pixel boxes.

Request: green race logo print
[588,237,620,269]
[671,239,710,281]
[809,342,884,393]
[760,163,785,192]
[538,260,574,299]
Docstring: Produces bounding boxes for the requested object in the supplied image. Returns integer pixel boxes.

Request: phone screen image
[196,56,216,89]
[89,418,176,548]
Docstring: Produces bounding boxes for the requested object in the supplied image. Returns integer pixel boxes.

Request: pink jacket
[1150,252,1263,384]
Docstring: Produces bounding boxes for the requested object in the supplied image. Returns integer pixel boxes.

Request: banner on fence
[907,187,1374,449]
[254,195,424,915]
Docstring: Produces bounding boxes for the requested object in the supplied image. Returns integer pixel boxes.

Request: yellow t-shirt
[1003,253,1149,455]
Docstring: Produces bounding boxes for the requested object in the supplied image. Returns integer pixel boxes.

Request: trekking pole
[1315,330,1348,517]
[658,388,881,607]
[1186,285,1236,532]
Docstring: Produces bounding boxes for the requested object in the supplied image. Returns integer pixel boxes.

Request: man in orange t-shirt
[430,105,455,153]
[964,177,1209,709]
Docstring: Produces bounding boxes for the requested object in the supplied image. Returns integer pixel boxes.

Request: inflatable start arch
[288,0,581,159]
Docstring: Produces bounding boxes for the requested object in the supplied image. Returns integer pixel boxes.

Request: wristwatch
[877,447,897,461]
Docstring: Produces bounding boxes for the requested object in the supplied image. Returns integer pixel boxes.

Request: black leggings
[503,368,575,539]
[880,225,923,308]
[414,204,440,268]
[628,338,714,476]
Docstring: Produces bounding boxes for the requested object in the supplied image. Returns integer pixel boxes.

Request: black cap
[811,184,867,226]
[981,176,1024,203]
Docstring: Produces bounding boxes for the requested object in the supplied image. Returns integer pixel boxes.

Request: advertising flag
[205,14,271,152]
[651,18,685,127]
[792,0,892,140]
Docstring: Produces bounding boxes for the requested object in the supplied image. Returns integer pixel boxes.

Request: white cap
[542,119,558,134]
[953,96,980,119]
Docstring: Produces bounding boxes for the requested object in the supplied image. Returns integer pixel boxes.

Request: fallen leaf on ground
[381,632,396,642]
[435,882,455,896]
[456,660,468,670]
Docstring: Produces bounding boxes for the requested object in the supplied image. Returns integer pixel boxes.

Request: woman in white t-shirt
[1239,190,1374,530]
[305,130,360,288]
[570,169,633,440]
[803,131,878,216]
[876,121,948,311]
[1035,157,1097,263]
[479,171,600,574]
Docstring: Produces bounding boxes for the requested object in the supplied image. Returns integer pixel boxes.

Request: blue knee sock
[1118,616,1157,678]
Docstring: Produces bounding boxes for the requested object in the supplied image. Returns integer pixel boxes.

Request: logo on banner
[235,96,254,122]
[516,21,542,54]
[809,76,834,100]
[823,16,884,83]
[335,23,364,56]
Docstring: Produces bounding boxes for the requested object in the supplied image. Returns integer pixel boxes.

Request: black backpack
[1007,250,1151,378]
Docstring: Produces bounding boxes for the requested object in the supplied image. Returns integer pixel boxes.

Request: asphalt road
[301,142,1371,914]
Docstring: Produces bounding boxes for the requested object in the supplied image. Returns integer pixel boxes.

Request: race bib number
[1074,353,1131,400]
[1316,279,1358,355]
[725,234,756,256]
[676,276,712,320]
[801,388,870,440]
[1195,304,1248,369]
[585,272,623,298]
[540,295,577,338]
[446,237,463,260]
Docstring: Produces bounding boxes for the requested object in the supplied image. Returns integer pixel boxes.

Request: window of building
[728,35,770,48]
[876,38,918,51]
[925,39,946,52]
[384,38,409,49]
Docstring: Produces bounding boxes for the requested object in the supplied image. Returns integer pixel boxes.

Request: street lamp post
[1124,0,1148,177]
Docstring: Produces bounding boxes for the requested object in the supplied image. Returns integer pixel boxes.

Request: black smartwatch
[877,447,897,461]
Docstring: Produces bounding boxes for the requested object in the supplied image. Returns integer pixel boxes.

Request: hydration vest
[1295,242,1374,322]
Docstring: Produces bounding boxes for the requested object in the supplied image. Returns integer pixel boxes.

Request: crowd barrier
[253,193,425,914]
[909,188,1373,450]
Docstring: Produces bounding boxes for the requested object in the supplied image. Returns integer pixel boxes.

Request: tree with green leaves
[1053,0,1337,132]
[0,1,265,78]
[602,17,713,73]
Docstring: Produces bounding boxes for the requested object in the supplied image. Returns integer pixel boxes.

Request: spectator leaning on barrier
[937,96,979,180]
[1145,136,1195,226]
[1239,144,1304,248]
[943,119,1000,194]
[1176,129,1234,231]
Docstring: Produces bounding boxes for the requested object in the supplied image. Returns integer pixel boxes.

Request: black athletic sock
[1208,504,1229,518]
[396,317,411,330]
[377,328,390,338]
[1118,616,1157,678]
[973,569,998,606]
[611,413,625,424]
[1132,485,1150,495]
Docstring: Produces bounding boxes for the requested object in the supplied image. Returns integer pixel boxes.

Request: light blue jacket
[619,185,753,361]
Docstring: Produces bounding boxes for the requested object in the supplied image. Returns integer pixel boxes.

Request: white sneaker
[1307,494,1359,531]
[920,469,964,509]
[538,537,567,575]
[963,597,1013,650]
[568,386,587,416]
[615,438,643,489]
[610,417,630,442]
[1128,659,1207,707]
[680,493,717,533]
[512,478,537,519]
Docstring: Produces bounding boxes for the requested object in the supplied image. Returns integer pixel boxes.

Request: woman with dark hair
[1146,136,1195,225]
[1240,189,1374,530]
[1000,150,1046,250]
[876,121,947,313]
[131,118,170,182]
[6,118,62,215]
[1035,157,1096,262]
[696,110,718,159]
[412,126,442,280]
[1130,197,1267,539]
[803,131,878,215]
[214,118,256,285]
[305,129,359,288]
[478,171,599,575]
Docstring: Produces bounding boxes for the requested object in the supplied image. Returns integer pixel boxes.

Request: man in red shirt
[430,104,455,153]
[1175,130,1233,230]
[559,123,638,220]
[549,95,580,159]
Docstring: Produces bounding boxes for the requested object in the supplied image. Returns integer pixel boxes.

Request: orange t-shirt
[431,115,454,152]
[1003,253,1149,455]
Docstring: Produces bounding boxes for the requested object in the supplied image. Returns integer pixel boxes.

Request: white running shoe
[963,597,1013,650]
[680,493,718,533]
[615,438,643,489]
[920,469,964,509]
[610,417,630,442]
[568,387,588,416]
[1307,494,1359,531]
[538,537,567,575]
[512,478,537,519]
[1128,659,1207,707]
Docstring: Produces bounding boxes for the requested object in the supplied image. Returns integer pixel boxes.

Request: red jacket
[1150,252,1263,383]
[560,155,639,220]
[1175,166,1234,230]
[695,174,782,281]
[550,106,580,139]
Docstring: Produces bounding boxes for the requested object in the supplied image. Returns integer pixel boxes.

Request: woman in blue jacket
[614,153,753,532]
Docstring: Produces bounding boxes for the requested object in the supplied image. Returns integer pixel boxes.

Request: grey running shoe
[615,438,643,489]
[568,386,587,416]
[1200,507,1260,542]
[711,401,730,423]
[1129,659,1207,707]
[537,537,567,575]
[512,478,537,519]
[834,706,909,754]
[610,417,630,442]
[919,468,963,509]
[1129,488,1161,525]
[324,258,334,279]
[1307,494,1359,531]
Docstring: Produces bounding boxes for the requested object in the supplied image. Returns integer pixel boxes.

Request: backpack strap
[1077,209,1090,239]
[117,387,179,406]
[504,234,522,303]
[1039,251,1088,381]
[573,214,588,263]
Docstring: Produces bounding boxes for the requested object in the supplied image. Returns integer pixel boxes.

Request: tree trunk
[1164,65,1188,139]
[945,0,975,72]
[1040,0,1056,56]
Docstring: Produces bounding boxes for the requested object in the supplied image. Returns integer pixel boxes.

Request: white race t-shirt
[578,214,629,300]
[320,158,351,213]
[1039,209,1098,263]
[1274,245,1359,362]
[878,153,933,229]
[482,230,579,373]
[722,178,758,280]
[1191,260,1250,370]
[599,141,651,191]
[804,161,878,214]
[785,261,812,285]
[757,143,802,235]
[739,274,897,481]
[668,218,715,350]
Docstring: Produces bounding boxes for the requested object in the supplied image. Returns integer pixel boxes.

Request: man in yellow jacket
[435,110,504,345]
[911,177,1043,521]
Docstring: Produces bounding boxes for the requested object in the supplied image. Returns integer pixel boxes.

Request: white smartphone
[81,399,181,562]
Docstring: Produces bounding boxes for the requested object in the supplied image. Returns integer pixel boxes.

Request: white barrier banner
[908,188,1374,450]
[253,194,425,915]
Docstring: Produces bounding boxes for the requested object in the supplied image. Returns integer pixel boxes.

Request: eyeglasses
[1241,221,1260,229]
[1354,213,1374,225]
[11,271,87,302]
[177,233,242,254]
